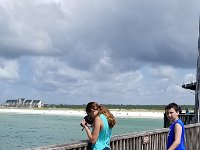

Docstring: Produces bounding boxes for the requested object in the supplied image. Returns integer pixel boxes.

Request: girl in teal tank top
[92,114,112,150]
[80,102,116,150]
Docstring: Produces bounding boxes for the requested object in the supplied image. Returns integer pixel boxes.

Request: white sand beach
[0,108,164,118]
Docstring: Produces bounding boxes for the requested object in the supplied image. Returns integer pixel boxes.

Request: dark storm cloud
[0,0,199,104]
[0,0,198,69]
[56,0,199,71]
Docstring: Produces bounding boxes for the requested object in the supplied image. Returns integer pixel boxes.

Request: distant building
[4,98,43,108]
[31,100,43,108]
[5,100,18,107]
[18,98,26,107]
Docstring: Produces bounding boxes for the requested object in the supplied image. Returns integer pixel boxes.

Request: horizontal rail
[164,113,195,127]
[27,123,200,150]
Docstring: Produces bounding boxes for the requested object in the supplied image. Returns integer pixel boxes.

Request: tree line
[44,104,194,111]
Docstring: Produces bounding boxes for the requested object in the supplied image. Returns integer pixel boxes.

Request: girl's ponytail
[99,105,116,128]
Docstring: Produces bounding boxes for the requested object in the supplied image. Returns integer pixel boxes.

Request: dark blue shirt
[167,119,186,150]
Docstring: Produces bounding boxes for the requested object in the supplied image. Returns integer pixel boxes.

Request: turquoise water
[0,113,163,150]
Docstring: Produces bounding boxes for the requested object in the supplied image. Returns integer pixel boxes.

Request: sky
[0,0,200,105]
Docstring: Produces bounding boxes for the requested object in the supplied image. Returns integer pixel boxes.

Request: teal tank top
[92,114,112,150]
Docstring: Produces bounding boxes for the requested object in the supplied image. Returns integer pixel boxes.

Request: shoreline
[0,108,164,118]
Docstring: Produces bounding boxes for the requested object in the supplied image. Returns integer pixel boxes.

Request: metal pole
[195,17,200,123]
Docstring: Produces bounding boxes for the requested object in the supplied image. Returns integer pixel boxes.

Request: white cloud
[166,85,186,93]
[0,58,19,82]
[184,73,196,83]
[150,66,176,80]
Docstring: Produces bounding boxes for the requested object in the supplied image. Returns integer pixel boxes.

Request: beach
[0,108,164,118]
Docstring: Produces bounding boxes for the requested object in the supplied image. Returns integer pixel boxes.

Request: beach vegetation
[42,104,194,112]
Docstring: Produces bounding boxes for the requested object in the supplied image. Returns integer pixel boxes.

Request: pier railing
[29,123,200,150]
[164,113,195,128]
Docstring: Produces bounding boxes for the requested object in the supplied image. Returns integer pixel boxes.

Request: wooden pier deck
[28,123,200,150]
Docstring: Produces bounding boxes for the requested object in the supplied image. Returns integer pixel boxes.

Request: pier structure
[29,123,200,150]
[182,17,200,123]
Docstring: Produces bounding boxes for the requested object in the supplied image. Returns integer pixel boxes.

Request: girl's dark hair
[86,102,116,128]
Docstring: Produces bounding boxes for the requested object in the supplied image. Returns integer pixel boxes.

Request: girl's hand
[80,119,87,128]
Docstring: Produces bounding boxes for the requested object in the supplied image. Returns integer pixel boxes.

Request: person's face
[87,108,99,118]
[165,108,179,122]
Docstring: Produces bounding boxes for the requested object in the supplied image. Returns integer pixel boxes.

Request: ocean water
[0,113,163,150]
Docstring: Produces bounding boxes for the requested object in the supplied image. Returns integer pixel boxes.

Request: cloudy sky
[0,0,199,105]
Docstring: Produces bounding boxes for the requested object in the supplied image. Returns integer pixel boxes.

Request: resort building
[4,100,19,107]
[4,98,43,108]
[23,99,33,107]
